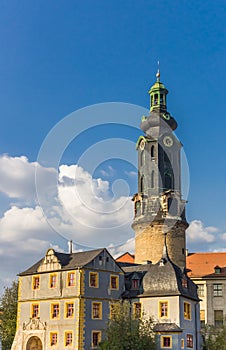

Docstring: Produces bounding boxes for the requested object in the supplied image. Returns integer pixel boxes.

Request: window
[66,303,74,318]
[154,93,158,105]
[50,274,57,288]
[161,336,172,348]
[33,276,40,290]
[151,170,154,188]
[213,284,222,297]
[214,310,223,327]
[109,303,117,319]
[200,310,205,328]
[184,302,191,320]
[159,301,168,318]
[134,302,142,318]
[92,302,102,319]
[32,304,39,318]
[89,272,99,288]
[110,275,119,290]
[197,284,204,297]
[186,334,193,348]
[92,331,101,348]
[132,279,139,289]
[135,200,141,216]
[67,272,75,287]
[51,303,59,319]
[65,332,73,346]
[181,339,184,349]
[50,332,58,346]
[140,175,144,193]
[182,277,187,288]
[151,145,155,159]
[140,150,145,166]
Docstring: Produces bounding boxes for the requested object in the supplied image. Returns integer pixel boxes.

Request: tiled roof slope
[186,252,226,278]
[19,248,104,276]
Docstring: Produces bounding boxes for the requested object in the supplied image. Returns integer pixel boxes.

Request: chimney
[68,240,73,254]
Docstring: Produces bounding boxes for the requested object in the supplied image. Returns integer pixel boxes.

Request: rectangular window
[32,304,39,318]
[66,303,74,318]
[213,284,222,297]
[134,302,142,318]
[92,302,102,319]
[109,302,117,319]
[184,302,191,320]
[89,272,99,288]
[159,301,168,318]
[92,331,101,348]
[214,310,223,327]
[161,336,172,348]
[67,272,75,287]
[50,332,58,346]
[186,334,193,348]
[65,332,73,346]
[197,284,204,297]
[50,274,57,288]
[110,275,119,290]
[33,276,40,290]
[132,279,139,289]
[51,303,59,319]
[200,310,205,328]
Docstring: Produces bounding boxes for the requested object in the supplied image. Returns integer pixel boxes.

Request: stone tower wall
[134,221,187,270]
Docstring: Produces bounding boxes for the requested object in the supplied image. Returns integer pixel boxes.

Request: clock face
[163,136,173,147]
[140,139,145,150]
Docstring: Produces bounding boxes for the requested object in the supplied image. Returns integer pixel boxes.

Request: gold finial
[156,60,160,80]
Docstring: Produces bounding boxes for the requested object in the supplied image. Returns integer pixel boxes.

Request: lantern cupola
[148,67,168,112]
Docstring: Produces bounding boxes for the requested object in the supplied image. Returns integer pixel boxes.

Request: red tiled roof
[186,252,226,278]
[116,252,135,263]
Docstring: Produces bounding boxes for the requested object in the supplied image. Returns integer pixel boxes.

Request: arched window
[151,170,154,188]
[140,150,145,166]
[135,201,141,217]
[140,175,145,193]
[165,173,172,190]
[168,197,178,216]
[151,145,155,159]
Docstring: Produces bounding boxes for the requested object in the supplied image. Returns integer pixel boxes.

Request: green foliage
[98,301,156,350]
[202,322,226,350]
[0,280,18,350]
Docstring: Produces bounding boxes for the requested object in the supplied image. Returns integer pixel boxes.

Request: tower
[132,68,188,270]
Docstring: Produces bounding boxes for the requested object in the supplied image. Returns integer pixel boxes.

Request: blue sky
[0,1,226,289]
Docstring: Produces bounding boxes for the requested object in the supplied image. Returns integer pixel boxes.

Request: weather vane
[156,60,160,80]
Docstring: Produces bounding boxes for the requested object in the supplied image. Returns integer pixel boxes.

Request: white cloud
[0,154,56,202]
[186,220,216,243]
[124,170,137,177]
[99,165,115,177]
[108,237,135,258]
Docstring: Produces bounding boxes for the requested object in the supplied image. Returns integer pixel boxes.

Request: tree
[98,301,156,350]
[202,322,226,350]
[0,280,18,350]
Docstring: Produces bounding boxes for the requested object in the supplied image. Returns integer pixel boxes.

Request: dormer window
[214,265,221,274]
[182,275,188,288]
[132,279,139,289]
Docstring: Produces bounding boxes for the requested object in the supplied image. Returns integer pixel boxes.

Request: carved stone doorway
[26,336,43,350]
